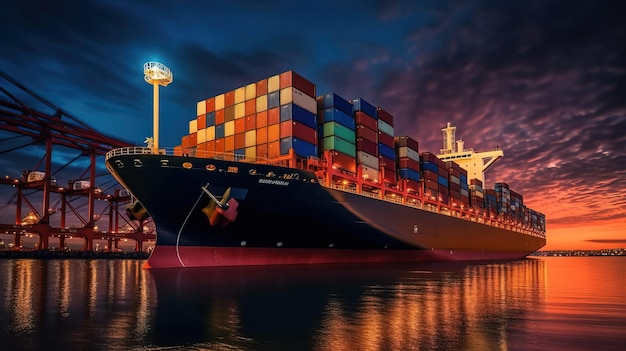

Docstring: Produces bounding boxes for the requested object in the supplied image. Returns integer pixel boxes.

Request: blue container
[317,93,353,115]
[438,175,449,186]
[318,107,355,130]
[421,161,438,173]
[215,123,225,139]
[206,111,215,127]
[280,103,317,129]
[378,143,395,160]
[268,91,280,109]
[352,97,377,118]
[399,168,420,181]
[280,136,317,157]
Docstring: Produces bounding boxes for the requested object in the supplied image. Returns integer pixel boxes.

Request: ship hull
[106,151,546,269]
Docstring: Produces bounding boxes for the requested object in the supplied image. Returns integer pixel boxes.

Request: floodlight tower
[143,62,173,153]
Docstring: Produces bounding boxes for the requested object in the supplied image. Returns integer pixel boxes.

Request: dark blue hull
[105,149,546,268]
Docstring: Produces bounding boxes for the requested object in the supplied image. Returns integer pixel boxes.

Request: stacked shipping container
[180,70,544,230]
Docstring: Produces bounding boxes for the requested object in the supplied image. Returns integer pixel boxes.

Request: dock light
[143,62,173,154]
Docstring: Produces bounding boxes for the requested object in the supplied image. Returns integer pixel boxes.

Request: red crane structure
[0,70,155,254]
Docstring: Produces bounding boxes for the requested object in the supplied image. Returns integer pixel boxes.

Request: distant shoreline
[533,248,625,257]
[0,250,149,259]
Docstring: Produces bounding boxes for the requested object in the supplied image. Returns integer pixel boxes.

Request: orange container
[197,114,206,129]
[245,115,256,131]
[225,135,234,151]
[267,107,280,125]
[245,99,256,116]
[224,90,235,107]
[256,127,268,144]
[189,132,198,146]
[206,97,215,113]
[234,133,245,149]
[174,145,182,156]
[181,135,190,149]
[235,118,245,134]
[256,79,268,96]
[215,109,225,124]
[206,140,216,154]
[268,141,280,158]
[256,143,268,159]
[215,138,225,153]
[268,124,280,142]
[257,111,267,128]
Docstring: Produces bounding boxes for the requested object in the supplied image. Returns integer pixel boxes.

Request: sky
[0,0,624,251]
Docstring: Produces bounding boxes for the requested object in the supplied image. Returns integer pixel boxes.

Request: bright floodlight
[144,62,173,153]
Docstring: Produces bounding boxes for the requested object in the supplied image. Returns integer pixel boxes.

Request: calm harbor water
[0,256,624,351]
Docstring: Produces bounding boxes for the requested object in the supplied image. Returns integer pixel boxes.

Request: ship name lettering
[258,179,290,186]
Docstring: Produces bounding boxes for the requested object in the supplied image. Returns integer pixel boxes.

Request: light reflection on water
[0,257,624,350]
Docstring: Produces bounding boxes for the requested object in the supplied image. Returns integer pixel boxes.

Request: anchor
[201,183,239,226]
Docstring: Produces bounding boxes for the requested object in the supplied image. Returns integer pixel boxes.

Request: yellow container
[235,102,245,119]
[196,100,206,116]
[215,93,225,110]
[197,128,207,144]
[245,146,256,160]
[245,130,256,147]
[268,74,280,92]
[245,83,256,100]
[225,120,235,136]
[235,86,246,104]
[206,126,215,141]
[256,95,267,112]
[189,119,197,134]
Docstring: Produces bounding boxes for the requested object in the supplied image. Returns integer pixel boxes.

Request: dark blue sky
[1,0,625,249]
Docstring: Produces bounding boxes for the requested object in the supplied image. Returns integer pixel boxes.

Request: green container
[321,121,356,142]
[320,136,356,157]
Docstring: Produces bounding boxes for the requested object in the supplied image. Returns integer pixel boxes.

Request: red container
[398,157,420,171]
[438,184,449,195]
[330,151,356,173]
[423,170,438,182]
[355,111,377,131]
[279,70,316,98]
[356,137,378,156]
[378,131,394,147]
[383,170,396,184]
[394,136,418,151]
[356,124,377,142]
[380,155,395,172]
[376,107,394,125]
[420,152,438,164]
[206,140,215,154]
[280,120,317,144]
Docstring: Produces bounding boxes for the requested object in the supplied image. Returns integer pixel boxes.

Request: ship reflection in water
[146,259,547,350]
[1,258,625,350]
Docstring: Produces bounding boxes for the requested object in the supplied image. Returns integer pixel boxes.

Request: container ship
[105,69,546,269]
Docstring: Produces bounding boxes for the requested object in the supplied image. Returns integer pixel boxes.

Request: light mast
[437,122,504,185]
[143,62,173,154]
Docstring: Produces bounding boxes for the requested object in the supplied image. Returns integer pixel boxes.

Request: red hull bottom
[143,245,532,269]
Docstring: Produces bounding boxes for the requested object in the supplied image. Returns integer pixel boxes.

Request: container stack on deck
[182,70,545,233]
